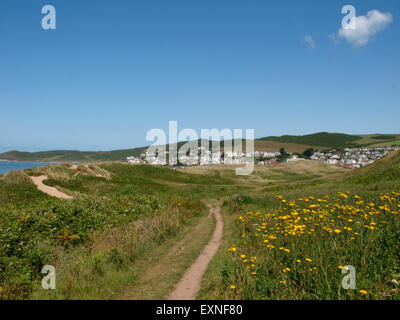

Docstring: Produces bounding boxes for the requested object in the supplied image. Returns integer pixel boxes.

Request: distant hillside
[1,132,399,162]
[351,134,400,147]
[258,132,400,149]
[0,147,147,162]
[258,132,361,148]
[0,141,214,162]
[345,150,400,185]
[253,140,327,153]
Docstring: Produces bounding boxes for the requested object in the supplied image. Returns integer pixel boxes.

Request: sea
[0,161,52,175]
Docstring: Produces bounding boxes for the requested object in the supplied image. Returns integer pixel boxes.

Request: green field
[352,134,400,147]
[259,132,400,149]
[258,132,361,148]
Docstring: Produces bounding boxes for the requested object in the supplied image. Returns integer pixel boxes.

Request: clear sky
[0,0,399,152]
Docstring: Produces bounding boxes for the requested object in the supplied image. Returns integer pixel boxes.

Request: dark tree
[302,148,314,159]
[278,148,289,162]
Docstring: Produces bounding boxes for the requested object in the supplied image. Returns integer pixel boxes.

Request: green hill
[257,132,361,148]
[258,132,400,149]
[0,140,217,162]
[352,134,400,147]
[345,150,400,187]
[0,147,147,162]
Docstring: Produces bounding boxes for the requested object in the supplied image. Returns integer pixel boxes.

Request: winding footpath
[167,206,223,300]
[31,175,73,200]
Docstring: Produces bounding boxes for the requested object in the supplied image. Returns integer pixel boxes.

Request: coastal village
[309,146,400,168]
[127,145,400,169]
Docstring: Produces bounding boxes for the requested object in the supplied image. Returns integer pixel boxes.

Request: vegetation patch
[258,132,361,149]
[371,135,396,140]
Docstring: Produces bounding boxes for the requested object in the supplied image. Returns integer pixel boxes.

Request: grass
[0,159,248,300]
[30,200,212,299]
[253,140,327,153]
[1,152,399,300]
[199,152,400,300]
[0,193,186,299]
[345,151,400,189]
[0,162,211,299]
[370,135,397,140]
[258,132,361,148]
[353,134,400,147]
[120,212,216,300]
[369,140,400,147]
[0,171,51,205]
[181,161,344,197]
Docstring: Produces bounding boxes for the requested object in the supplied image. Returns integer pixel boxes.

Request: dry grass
[75,164,111,180]
[216,140,327,153]
[121,212,215,299]
[268,160,344,175]
[178,161,346,195]
[180,161,344,179]
[28,162,111,181]
[30,163,73,180]
[3,170,33,184]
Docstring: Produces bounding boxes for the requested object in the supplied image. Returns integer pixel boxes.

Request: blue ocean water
[0,161,51,175]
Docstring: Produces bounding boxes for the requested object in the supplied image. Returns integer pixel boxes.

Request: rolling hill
[258,132,400,149]
[0,147,147,162]
[258,132,360,148]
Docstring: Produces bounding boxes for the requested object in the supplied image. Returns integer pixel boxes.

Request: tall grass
[0,162,209,299]
[31,198,205,299]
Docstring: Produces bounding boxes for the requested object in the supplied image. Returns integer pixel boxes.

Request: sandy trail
[31,175,73,199]
[167,206,223,300]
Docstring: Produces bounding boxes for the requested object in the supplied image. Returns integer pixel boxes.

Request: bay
[0,161,52,175]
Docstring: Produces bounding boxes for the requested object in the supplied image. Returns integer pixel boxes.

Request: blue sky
[0,0,399,152]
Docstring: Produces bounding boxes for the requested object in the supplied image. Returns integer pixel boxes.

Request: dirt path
[31,175,73,199]
[167,206,223,300]
[121,212,215,300]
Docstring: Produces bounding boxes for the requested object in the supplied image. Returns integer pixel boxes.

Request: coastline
[0,159,54,163]
[0,161,59,175]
